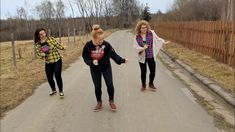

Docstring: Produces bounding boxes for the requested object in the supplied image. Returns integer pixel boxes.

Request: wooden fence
[152,21,235,68]
[7,28,86,68]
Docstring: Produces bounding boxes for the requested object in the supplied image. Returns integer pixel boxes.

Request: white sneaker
[49,91,57,96]
[59,92,64,96]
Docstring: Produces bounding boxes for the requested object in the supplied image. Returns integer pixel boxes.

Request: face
[94,34,104,46]
[140,25,147,34]
[39,30,46,40]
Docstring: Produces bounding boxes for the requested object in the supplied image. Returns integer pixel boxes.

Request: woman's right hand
[93,60,98,65]
[41,53,46,57]
[143,45,148,49]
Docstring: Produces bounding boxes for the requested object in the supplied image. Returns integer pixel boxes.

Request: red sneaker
[94,101,102,112]
[141,84,146,91]
[109,101,117,111]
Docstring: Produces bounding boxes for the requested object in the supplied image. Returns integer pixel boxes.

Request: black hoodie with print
[82,40,126,70]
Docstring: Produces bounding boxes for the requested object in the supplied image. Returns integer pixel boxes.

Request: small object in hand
[125,59,128,63]
[41,42,50,54]
[41,53,46,57]
[144,44,148,49]
[93,60,98,65]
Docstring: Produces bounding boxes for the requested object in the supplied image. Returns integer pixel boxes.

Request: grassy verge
[159,53,235,132]
[0,29,117,117]
[163,42,235,97]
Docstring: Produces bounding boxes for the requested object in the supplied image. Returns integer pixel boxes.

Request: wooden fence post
[11,33,16,68]
[74,28,76,45]
[68,28,70,45]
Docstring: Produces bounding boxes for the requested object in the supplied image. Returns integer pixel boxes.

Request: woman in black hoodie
[82,25,128,112]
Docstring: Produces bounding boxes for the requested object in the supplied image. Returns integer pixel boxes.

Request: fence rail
[152,21,235,68]
[6,28,86,68]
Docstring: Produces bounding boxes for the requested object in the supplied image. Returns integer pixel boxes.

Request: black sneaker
[59,92,64,96]
[49,91,57,96]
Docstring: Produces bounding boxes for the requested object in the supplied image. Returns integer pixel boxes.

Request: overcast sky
[1,0,175,19]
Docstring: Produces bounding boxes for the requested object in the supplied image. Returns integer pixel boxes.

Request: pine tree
[141,4,151,21]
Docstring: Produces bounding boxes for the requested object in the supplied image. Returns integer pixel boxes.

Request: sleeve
[82,44,94,66]
[51,37,65,50]
[109,44,126,65]
[151,30,166,43]
[35,43,44,58]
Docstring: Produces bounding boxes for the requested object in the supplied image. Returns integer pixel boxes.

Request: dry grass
[163,42,235,96]
[0,29,116,117]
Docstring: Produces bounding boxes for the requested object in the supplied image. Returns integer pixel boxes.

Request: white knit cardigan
[133,30,165,63]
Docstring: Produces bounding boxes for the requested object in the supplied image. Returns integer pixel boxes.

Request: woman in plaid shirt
[34,28,65,97]
[134,20,167,91]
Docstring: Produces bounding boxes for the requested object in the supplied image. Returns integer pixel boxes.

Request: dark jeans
[45,59,63,92]
[139,58,156,85]
[90,66,114,102]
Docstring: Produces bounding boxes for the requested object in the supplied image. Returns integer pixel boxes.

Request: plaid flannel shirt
[35,37,64,64]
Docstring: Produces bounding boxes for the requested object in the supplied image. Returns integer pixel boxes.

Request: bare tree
[93,0,103,23]
[103,0,113,28]
[227,0,234,21]
[112,0,142,27]
[16,7,27,25]
[164,0,225,21]
[35,0,55,29]
[55,0,65,36]
[74,0,87,33]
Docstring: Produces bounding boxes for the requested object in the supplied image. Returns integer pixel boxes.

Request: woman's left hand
[164,41,170,44]
[124,59,128,63]
[63,45,67,50]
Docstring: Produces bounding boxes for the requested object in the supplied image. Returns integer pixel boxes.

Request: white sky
[1,0,175,19]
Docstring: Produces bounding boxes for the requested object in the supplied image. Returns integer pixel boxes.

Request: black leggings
[45,59,63,92]
[90,66,114,102]
[139,58,156,85]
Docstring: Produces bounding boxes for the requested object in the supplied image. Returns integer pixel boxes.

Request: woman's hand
[143,45,148,49]
[63,45,68,50]
[164,41,170,44]
[41,53,46,57]
[93,60,98,65]
[124,59,128,63]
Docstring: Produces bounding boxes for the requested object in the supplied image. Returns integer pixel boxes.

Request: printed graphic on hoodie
[91,45,105,60]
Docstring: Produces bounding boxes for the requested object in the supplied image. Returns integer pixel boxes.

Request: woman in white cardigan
[134,20,167,91]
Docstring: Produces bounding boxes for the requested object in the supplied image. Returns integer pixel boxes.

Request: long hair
[34,28,47,43]
[135,20,151,35]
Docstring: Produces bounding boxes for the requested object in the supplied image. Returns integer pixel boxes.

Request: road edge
[160,49,235,107]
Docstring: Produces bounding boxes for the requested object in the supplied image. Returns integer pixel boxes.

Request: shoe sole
[140,89,146,91]
[149,88,156,92]
[49,92,57,96]
[93,108,102,112]
[110,108,117,111]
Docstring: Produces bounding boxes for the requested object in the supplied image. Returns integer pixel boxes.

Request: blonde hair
[91,24,104,40]
[135,20,151,35]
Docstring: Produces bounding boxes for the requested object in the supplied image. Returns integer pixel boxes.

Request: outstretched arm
[110,46,126,65]
[151,30,169,44]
